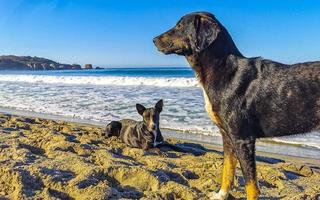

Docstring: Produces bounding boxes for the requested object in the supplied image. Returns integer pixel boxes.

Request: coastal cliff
[0,55,86,70]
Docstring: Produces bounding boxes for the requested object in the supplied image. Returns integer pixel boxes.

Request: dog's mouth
[147,127,157,132]
[162,48,182,55]
[173,48,185,55]
[153,38,183,55]
[156,44,184,55]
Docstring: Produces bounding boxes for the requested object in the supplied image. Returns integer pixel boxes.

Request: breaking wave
[0,74,198,87]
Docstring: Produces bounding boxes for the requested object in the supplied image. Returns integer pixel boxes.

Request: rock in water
[84,64,93,69]
[72,64,82,70]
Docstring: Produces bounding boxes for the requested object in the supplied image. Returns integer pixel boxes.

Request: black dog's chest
[201,87,224,129]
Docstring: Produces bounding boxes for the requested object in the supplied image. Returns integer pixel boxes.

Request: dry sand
[0,113,319,200]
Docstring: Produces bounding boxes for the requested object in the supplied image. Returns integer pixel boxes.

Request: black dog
[105,100,165,152]
[154,12,320,200]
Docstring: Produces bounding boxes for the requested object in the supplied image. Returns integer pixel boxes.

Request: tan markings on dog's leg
[210,152,237,200]
[221,152,237,192]
[200,87,235,200]
[246,180,260,200]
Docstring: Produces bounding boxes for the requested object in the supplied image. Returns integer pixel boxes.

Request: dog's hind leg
[235,138,260,200]
[210,134,237,200]
[105,121,122,137]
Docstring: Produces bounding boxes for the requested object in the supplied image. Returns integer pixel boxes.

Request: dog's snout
[153,37,157,44]
[149,123,157,130]
[153,36,161,45]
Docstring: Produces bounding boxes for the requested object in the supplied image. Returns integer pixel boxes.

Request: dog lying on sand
[105,100,165,151]
[105,100,191,155]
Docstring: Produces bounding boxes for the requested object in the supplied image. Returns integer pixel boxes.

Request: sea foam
[0,74,198,87]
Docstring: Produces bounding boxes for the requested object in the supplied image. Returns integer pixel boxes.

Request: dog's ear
[155,99,163,113]
[191,15,220,52]
[136,104,146,115]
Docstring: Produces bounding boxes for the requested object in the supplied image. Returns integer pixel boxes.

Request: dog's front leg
[210,134,237,200]
[142,142,167,157]
[145,147,167,157]
[235,138,260,200]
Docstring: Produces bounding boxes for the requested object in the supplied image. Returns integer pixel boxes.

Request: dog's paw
[153,148,168,157]
[159,151,168,157]
[208,190,228,200]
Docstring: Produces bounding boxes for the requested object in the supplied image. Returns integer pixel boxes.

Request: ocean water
[0,68,319,151]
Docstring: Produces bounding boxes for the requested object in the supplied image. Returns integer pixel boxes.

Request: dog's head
[153,12,221,56]
[136,99,163,132]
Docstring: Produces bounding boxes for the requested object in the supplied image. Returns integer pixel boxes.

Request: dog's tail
[105,121,122,137]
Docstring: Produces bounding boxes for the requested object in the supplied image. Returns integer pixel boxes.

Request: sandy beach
[0,113,319,200]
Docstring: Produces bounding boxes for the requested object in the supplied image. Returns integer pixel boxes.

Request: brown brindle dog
[153,12,320,200]
[105,100,190,155]
[105,100,164,151]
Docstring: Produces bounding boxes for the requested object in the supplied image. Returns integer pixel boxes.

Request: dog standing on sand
[153,12,320,200]
[105,100,164,151]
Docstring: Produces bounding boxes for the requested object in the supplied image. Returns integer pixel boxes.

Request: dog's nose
[153,37,159,44]
[151,124,157,130]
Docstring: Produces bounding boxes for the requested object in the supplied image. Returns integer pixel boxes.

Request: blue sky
[0,0,319,67]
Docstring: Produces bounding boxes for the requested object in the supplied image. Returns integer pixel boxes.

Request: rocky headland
[0,55,99,70]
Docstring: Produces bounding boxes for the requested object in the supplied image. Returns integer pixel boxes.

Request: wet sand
[0,113,319,199]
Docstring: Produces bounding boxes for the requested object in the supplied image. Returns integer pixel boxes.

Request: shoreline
[1,106,319,160]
